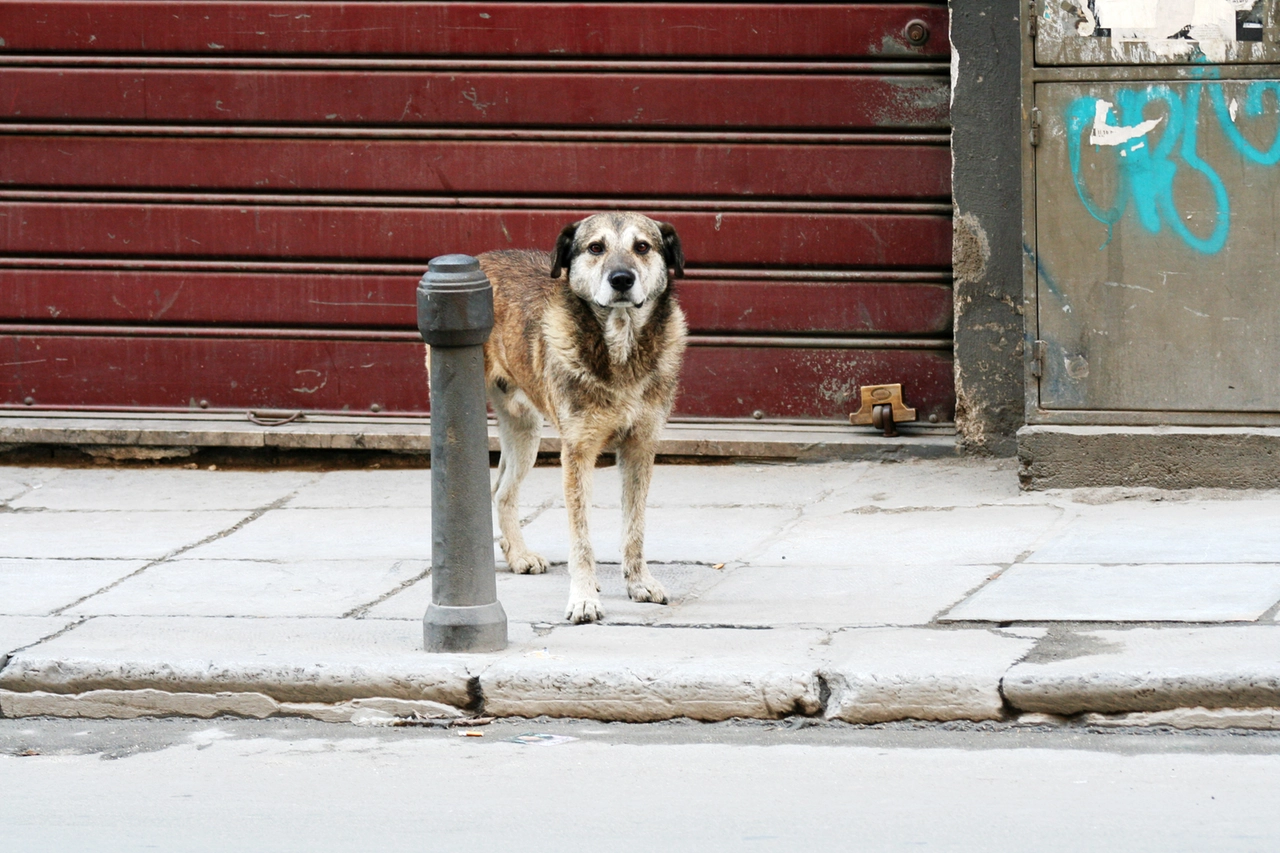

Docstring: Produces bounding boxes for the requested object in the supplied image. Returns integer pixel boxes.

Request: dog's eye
[634,241,650,254]
[587,242,605,255]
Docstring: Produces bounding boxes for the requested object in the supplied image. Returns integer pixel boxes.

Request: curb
[5,623,1280,728]
[4,687,1280,731]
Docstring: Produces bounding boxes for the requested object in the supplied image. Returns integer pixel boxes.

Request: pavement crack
[733,505,807,565]
[464,675,485,715]
[518,498,555,528]
[0,614,94,675]
[1,475,53,511]
[343,561,430,619]
[844,505,959,515]
[930,565,1012,624]
[48,493,297,616]
[996,673,1019,719]
[816,672,833,718]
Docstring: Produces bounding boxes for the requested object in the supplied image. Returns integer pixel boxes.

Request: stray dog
[478,212,687,623]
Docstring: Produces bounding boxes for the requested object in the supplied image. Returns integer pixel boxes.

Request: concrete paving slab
[368,562,723,624]
[0,510,251,560]
[517,505,797,565]
[485,465,569,508]
[747,506,1063,567]
[481,625,824,721]
[0,467,66,502]
[0,477,21,504]
[64,559,430,618]
[0,616,534,705]
[821,627,1039,722]
[943,563,1280,623]
[310,464,562,511]
[182,507,432,561]
[589,462,850,508]
[286,469,433,509]
[8,468,316,511]
[1028,502,1280,564]
[812,457,1028,514]
[0,558,150,616]
[0,615,75,662]
[1004,626,1280,714]
[656,563,999,628]
[474,461,851,510]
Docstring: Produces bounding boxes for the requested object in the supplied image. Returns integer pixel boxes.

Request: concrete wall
[949,0,1024,456]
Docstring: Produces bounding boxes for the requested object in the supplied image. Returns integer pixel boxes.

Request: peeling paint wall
[1039,0,1273,65]
[950,0,1025,456]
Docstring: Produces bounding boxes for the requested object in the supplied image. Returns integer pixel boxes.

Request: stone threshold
[1019,425,1280,489]
[0,411,957,462]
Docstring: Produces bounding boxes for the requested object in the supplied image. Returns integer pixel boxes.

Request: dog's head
[549,212,684,309]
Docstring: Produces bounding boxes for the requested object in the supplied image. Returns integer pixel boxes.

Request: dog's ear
[657,221,684,279]
[550,221,579,279]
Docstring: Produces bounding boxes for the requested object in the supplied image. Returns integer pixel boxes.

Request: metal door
[1,2,955,423]
[1027,1,1280,424]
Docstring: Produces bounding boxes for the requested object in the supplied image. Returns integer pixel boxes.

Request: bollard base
[423,601,508,653]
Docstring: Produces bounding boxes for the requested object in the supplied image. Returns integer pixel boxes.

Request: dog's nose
[608,270,636,291]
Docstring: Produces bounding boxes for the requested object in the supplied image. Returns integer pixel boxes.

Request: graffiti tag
[1066,81,1280,253]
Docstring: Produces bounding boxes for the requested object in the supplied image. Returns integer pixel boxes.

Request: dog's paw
[500,538,549,574]
[508,551,549,574]
[627,576,669,605]
[565,596,605,624]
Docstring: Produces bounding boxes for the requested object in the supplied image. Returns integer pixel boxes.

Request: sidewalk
[2,457,1279,728]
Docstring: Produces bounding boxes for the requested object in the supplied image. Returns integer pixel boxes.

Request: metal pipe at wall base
[418,254,507,653]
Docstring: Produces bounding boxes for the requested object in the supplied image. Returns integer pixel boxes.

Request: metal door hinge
[849,383,918,437]
[1030,340,1046,378]
[1029,108,1041,147]
[1028,0,1038,39]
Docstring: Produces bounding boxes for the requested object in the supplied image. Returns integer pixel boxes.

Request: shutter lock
[848,383,918,437]
[904,19,930,46]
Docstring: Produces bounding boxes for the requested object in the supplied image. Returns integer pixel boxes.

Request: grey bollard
[417,254,508,653]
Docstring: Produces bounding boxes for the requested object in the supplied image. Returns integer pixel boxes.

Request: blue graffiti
[1066,81,1280,253]
[1209,81,1280,164]
[1023,240,1061,298]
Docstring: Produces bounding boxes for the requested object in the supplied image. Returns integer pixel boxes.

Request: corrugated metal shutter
[0,2,953,423]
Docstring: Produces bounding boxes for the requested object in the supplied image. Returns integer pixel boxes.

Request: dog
[477,212,687,623]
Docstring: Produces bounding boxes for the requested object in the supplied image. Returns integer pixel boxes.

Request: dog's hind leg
[491,390,548,575]
[561,435,606,623]
[618,429,668,605]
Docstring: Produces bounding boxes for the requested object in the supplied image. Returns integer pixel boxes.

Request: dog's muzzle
[608,270,636,292]
[603,269,643,306]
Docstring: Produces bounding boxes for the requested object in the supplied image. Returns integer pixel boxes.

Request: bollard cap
[424,254,488,287]
[418,254,494,347]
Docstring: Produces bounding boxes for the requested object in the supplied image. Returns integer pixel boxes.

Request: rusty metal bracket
[848,384,918,437]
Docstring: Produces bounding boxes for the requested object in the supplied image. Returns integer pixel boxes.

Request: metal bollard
[417,254,508,653]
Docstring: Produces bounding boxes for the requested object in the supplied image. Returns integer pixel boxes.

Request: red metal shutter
[0,2,953,423]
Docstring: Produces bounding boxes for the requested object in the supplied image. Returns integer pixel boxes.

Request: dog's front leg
[618,430,668,605]
[561,438,605,623]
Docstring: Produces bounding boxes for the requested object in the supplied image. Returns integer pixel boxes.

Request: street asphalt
[1,457,1279,727]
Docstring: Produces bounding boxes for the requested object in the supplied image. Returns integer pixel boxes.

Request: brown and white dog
[477,212,687,623]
